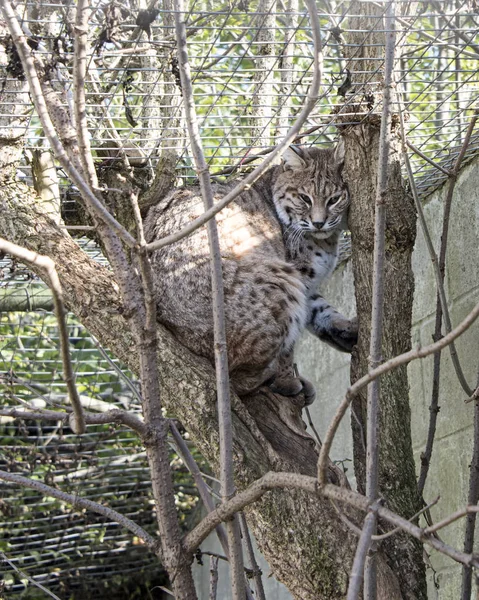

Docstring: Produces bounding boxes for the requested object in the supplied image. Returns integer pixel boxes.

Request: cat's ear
[282,146,306,171]
[334,138,346,170]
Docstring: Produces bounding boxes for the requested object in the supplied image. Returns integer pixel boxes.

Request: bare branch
[73,0,98,189]
[323,484,479,570]
[209,556,219,600]
[397,97,477,496]
[240,513,267,600]
[347,508,379,600]
[169,421,229,553]
[318,299,479,485]
[0,406,147,437]
[405,140,452,176]
[373,496,440,542]
[461,396,479,598]
[126,194,199,595]
[1,552,62,600]
[0,237,85,434]
[363,3,396,593]
[184,470,479,571]
[425,506,479,536]
[173,2,246,596]
[0,470,158,551]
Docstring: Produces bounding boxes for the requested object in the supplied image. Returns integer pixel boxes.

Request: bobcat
[144,142,357,403]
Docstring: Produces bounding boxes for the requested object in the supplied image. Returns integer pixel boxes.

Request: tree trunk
[0,177,406,599]
[338,2,427,598]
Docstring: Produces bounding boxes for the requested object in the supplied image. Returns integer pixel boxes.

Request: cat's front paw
[335,316,358,353]
[312,314,358,353]
[329,317,358,353]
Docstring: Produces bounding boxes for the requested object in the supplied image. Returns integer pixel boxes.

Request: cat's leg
[307,294,358,353]
[269,349,316,405]
[226,259,308,397]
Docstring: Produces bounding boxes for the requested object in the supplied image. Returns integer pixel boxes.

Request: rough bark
[338,2,427,598]
[0,177,405,599]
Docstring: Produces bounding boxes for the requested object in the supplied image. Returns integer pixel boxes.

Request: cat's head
[272,141,349,239]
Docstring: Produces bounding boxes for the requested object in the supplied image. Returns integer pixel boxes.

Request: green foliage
[0,310,202,599]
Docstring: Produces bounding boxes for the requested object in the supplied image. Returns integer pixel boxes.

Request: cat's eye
[327,193,342,208]
[299,194,312,207]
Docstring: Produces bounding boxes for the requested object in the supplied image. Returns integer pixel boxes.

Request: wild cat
[144,142,357,404]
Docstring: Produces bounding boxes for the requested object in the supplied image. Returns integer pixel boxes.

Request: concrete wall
[298,155,479,599]
[193,156,479,598]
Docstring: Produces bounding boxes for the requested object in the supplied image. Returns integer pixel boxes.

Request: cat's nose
[313,221,324,229]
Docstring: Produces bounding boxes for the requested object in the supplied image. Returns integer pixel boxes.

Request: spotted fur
[144,143,357,402]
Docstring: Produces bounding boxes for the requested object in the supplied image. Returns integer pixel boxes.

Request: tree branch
[73,0,98,189]
[318,298,479,485]
[461,371,479,600]
[239,512,267,600]
[0,406,147,437]
[0,470,158,551]
[0,0,137,249]
[363,2,396,593]
[173,2,246,597]
[169,421,229,555]
[347,507,379,600]
[0,237,85,434]
[1,552,61,600]
[184,469,479,571]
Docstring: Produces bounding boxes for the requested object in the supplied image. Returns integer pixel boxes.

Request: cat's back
[143,177,286,339]
[144,178,284,268]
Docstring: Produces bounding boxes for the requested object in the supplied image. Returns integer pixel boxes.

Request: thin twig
[373,496,440,542]
[239,513,267,600]
[1,552,62,600]
[169,420,229,553]
[461,374,479,599]
[209,556,219,600]
[405,140,453,176]
[89,335,143,403]
[195,550,256,578]
[0,470,158,551]
[347,506,380,600]
[317,299,479,486]
[416,108,478,495]
[305,405,322,449]
[0,237,85,434]
[397,93,468,384]
[433,109,478,399]
[173,2,246,598]
[363,3,396,595]
[0,406,146,437]
[424,506,479,536]
[330,495,441,543]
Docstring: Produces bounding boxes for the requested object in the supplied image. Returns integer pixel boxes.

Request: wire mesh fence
[0,249,200,598]
[0,0,478,597]
[5,0,478,201]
